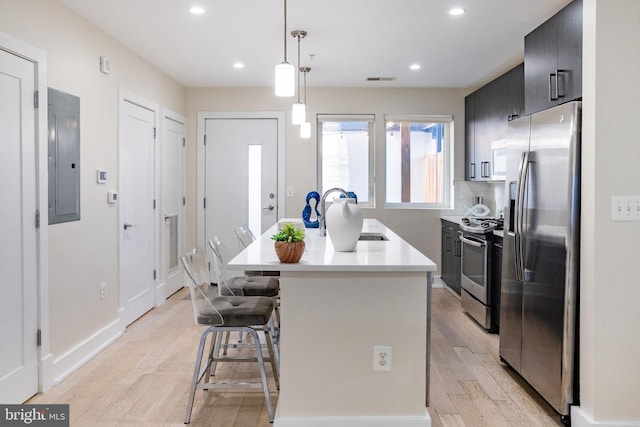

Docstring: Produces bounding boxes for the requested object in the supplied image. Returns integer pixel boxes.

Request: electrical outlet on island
[373,345,392,371]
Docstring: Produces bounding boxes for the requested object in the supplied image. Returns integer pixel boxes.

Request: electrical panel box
[48,87,81,224]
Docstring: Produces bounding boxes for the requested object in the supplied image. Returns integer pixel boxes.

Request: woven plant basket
[274,241,305,263]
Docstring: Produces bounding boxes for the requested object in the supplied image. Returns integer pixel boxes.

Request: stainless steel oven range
[459,217,502,332]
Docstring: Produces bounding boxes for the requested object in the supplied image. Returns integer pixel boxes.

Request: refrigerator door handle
[514,150,530,282]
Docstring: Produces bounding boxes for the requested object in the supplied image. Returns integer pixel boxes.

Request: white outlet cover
[373,345,392,371]
[612,196,640,221]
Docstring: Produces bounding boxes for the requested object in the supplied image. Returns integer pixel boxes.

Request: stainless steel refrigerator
[500,101,580,420]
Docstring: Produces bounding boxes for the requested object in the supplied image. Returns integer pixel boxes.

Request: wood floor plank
[453,346,508,401]
[429,366,459,414]
[438,413,468,427]
[460,380,512,427]
[449,393,484,426]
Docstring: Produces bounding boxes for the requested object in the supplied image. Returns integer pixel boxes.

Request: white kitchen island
[228,219,436,427]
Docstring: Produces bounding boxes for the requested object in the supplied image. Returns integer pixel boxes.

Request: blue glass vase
[302,191,320,228]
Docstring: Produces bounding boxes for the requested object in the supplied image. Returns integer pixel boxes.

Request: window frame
[316,114,375,207]
[383,114,453,210]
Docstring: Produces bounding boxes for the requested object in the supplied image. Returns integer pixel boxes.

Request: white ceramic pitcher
[326,198,363,252]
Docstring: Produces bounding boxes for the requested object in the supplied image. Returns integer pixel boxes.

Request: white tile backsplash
[450,180,507,217]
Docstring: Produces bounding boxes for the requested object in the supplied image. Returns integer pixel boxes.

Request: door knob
[124,222,137,230]
[263,205,275,211]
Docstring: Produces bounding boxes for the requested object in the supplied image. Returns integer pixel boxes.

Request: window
[317,115,374,205]
[385,115,453,208]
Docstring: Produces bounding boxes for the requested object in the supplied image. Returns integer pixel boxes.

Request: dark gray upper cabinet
[465,63,524,181]
[524,0,582,115]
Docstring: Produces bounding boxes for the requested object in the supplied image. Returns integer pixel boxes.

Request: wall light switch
[286,186,295,197]
[108,191,118,204]
[97,169,107,183]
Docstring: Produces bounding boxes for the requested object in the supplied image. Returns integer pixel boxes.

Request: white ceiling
[61,0,572,90]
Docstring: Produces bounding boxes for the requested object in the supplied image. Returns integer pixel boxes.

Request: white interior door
[0,49,39,403]
[162,113,185,297]
[204,118,279,259]
[119,100,156,326]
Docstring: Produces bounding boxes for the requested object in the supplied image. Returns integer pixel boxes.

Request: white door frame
[117,88,160,326]
[196,111,285,250]
[159,108,185,302]
[0,31,52,392]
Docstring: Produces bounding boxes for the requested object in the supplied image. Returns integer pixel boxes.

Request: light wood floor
[28,286,564,426]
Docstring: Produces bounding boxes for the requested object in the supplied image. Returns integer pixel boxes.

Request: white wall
[576,0,640,424]
[185,86,468,268]
[0,0,184,383]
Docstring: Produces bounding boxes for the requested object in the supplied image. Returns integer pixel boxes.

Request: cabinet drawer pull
[470,163,476,179]
[549,72,559,101]
[557,69,567,98]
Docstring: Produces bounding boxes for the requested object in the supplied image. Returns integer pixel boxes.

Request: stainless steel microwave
[491,139,506,180]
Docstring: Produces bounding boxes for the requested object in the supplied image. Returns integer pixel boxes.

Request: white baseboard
[39,352,54,392]
[274,412,431,427]
[50,319,123,385]
[156,281,167,306]
[433,276,446,288]
[572,406,640,427]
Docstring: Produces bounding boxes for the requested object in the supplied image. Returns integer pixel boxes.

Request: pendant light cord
[296,34,302,103]
[283,0,288,63]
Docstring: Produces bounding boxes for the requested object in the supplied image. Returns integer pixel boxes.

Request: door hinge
[153,127,157,139]
[37,329,42,347]
[204,134,207,146]
[34,90,39,109]
[182,137,186,147]
[153,199,156,209]
[153,270,157,280]
[35,210,40,228]
[203,198,206,209]
[183,196,186,206]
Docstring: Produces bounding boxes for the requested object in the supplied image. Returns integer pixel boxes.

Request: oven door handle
[460,236,486,248]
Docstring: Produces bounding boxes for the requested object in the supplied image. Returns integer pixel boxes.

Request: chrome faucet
[319,187,349,236]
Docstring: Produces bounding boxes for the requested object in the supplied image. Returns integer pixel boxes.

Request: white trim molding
[274,412,431,427]
[50,320,123,385]
[0,30,51,393]
[572,407,640,427]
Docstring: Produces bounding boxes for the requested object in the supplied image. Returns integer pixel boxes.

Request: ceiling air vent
[366,77,396,82]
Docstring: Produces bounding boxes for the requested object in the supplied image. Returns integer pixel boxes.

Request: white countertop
[228,218,437,273]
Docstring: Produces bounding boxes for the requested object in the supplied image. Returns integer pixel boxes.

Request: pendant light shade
[300,66,311,139]
[292,102,306,125]
[300,121,311,139]
[275,0,295,97]
[275,62,295,97]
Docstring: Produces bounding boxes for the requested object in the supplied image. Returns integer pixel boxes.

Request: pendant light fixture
[275,0,295,97]
[291,30,307,124]
[300,67,311,139]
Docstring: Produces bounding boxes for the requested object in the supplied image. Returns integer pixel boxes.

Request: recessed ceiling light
[189,6,205,14]
[410,64,422,71]
[449,7,466,16]
[233,62,245,69]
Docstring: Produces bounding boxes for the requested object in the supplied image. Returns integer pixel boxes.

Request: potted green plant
[271,222,306,263]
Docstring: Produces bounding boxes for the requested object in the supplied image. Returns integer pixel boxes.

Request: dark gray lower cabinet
[441,220,461,294]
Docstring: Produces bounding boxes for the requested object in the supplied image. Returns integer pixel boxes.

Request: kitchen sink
[358,232,389,241]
